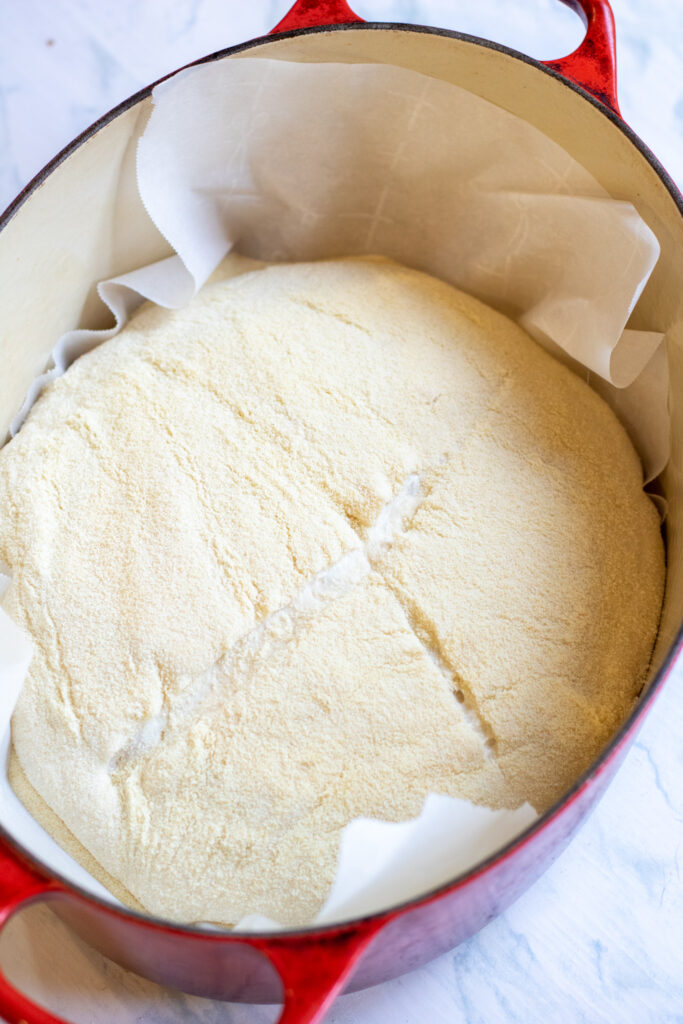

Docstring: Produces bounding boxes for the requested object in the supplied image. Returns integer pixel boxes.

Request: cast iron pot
[0,2,681,1022]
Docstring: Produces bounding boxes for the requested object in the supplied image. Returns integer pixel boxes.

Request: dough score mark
[360,474,496,757]
[381,591,497,759]
[109,473,434,773]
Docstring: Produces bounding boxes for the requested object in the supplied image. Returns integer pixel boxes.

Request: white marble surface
[0,1,682,1022]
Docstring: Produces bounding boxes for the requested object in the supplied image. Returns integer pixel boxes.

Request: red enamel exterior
[0,2,677,1022]
[547,0,620,114]
[271,0,363,34]
[271,0,620,114]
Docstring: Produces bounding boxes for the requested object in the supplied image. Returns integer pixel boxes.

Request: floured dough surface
[0,256,664,925]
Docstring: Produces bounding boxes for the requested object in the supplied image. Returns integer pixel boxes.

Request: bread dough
[0,256,664,925]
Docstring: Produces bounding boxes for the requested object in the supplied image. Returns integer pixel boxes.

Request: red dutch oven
[0,2,681,1022]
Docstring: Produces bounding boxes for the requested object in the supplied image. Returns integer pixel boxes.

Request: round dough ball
[0,256,664,925]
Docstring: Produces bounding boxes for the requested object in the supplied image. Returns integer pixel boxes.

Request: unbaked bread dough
[0,256,664,925]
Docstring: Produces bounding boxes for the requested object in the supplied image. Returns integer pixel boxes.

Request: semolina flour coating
[0,256,664,925]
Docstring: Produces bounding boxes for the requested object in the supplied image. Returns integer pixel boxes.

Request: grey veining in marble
[0,2,681,1022]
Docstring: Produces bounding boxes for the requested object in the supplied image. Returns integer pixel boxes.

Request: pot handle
[544,1,619,114]
[0,834,383,1024]
[0,836,72,1024]
[257,919,385,1024]
[271,0,363,33]
[271,0,620,115]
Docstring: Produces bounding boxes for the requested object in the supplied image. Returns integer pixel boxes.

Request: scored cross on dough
[101,473,505,925]
[0,256,664,926]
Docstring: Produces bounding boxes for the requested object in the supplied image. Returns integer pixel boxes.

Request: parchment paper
[0,56,667,928]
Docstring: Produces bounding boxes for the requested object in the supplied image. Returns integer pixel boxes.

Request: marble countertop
[0,1,682,1022]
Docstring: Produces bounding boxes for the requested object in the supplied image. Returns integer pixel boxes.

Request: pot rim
[1,19,681,943]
